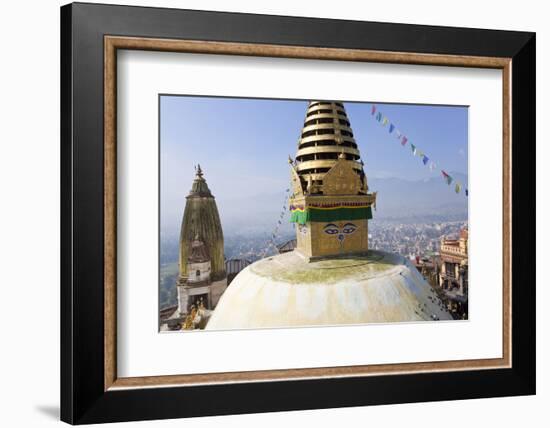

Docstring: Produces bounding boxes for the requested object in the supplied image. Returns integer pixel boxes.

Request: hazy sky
[160,96,468,234]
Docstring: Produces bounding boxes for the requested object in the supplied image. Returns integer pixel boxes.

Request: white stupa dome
[206,250,452,330]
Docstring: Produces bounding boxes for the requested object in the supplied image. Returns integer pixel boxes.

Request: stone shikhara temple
[175,165,227,321]
[206,101,453,330]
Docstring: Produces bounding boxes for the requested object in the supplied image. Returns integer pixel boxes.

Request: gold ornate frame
[103,36,512,391]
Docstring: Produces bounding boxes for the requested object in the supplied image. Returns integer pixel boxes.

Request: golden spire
[288,101,376,259]
[294,101,366,195]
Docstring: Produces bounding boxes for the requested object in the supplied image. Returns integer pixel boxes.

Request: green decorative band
[290,210,309,224]
[290,206,373,225]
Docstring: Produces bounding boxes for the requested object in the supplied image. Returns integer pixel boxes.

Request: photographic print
[159,97,469,332]
[61,7,534,421]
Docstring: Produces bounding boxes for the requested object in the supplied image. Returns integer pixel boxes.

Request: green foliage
[160,262,178,308]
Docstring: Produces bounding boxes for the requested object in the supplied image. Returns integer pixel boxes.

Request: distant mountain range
[161,173,468,238]
[369,172,468,221]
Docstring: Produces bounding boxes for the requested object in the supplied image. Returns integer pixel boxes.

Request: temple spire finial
[195,164,203,178]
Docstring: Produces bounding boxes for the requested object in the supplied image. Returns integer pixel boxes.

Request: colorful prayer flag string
[370,104,467,197]
[260,187,291,258]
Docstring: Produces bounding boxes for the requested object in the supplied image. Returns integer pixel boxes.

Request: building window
[445,262,455,278]
[196,270,200,278]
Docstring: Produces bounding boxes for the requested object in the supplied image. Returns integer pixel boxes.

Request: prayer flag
[429,161,436,172]
[389,124,395,133]
[417,150,424,157]
[396,130,402,139]
[382,117,389,126]
[401,137,408,146]
[455,182,461,193]
[423,155,429,165]
[441,170,453,184]
[376,112,382,121]
[411,144,416,155]
[465,188,469,196]
[371,105,376,115]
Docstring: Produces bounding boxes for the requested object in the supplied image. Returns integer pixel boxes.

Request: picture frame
[60,2,535,424]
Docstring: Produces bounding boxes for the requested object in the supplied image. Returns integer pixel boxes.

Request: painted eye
[324,224,339,235]
[342,223,357,234]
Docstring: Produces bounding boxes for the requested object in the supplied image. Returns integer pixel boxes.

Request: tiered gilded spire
[289,101,376,259]
[294,101,366,195]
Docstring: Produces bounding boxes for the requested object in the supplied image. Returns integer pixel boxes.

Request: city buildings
[437,227,468,318]
[410,226,469,319]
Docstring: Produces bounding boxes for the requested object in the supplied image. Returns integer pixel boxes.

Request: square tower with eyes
[289,101,376,260]
[290,193,374,259]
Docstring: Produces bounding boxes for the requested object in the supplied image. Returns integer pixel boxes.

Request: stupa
[206,101,452,330]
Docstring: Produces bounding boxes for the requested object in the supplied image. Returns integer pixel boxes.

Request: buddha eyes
[323,223,357,235]
[324,224,339,235]
[342,223,357,234]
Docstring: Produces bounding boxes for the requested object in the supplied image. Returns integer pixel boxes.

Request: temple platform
[206,250,453,330]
